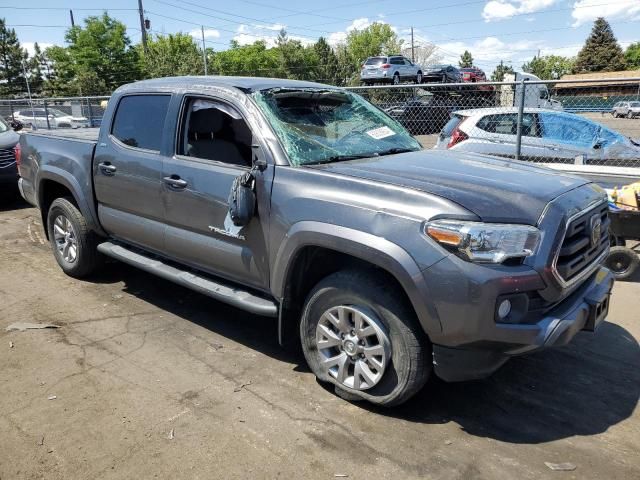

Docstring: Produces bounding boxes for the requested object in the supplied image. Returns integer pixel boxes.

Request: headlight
[425,220,540,264]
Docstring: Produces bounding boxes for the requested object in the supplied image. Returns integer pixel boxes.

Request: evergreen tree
[313,37,339,85]
[573,17,625,73]
[0,18,27,97]
[459,50,473,68]
[28,42,45,94]
[491,60,514,81]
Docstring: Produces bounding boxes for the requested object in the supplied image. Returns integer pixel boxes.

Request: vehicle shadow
[89,262,639,444]
[0,191,29,212]
[378,320,639,444]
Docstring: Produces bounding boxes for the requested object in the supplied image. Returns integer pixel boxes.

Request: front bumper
[429,265,614,382]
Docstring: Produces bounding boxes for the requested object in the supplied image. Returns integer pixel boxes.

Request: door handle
[98,162,117,174]
[163,175,188,189]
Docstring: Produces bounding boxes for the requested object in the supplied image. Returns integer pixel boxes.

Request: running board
[97,241,278,317]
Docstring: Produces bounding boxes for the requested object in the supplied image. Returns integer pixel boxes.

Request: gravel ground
[1,194,639,480]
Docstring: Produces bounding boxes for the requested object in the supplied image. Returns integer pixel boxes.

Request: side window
[178,98,253,167]
[540,113,598,146]
[403,58,412,65]
[477,113,538,136]
[390,57,403,65]
[111,95,170,151]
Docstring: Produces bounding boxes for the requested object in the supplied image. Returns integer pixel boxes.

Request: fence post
[87,97,94,128]
[514,79,526,161]
[43,100,51,130]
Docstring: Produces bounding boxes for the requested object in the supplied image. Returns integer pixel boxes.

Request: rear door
[471,113,549,159]
[538,112,599,163]
[93,93,172,252]
[161,95,273,290]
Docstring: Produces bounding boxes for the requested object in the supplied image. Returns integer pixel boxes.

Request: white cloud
[22,42,54,56]
[233,24,313,47]
[571,0,640,27]
[189,28,220,39]
[482,0,557,21]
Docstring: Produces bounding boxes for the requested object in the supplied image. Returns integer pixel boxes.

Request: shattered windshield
[252,88,421,166]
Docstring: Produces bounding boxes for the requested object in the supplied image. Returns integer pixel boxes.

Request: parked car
[460,67,486,83]
[611,101,640,118]
[383,93,458,135]
[435,107,640,167]
[18,76,613,406]
[13,108,90,129]
[360,55,423,85]
[422,64,461,83]
[0,116,21,195]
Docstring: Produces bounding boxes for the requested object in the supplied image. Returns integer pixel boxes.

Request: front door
[93,93,172,253]
[162,96,273,290]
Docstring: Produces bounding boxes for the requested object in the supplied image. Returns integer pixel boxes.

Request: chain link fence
[349,77,640,186]
[0,96,110,130]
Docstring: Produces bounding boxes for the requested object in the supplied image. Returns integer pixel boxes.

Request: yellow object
[611,186,619,204]
[617,182,640,209]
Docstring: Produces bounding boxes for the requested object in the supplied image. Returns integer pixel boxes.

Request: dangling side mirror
[10,120,23,132]
[228,171,256,227]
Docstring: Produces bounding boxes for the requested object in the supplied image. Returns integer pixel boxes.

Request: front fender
[271,221,442,336]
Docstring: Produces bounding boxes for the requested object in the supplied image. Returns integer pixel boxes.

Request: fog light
[497,299,512,319]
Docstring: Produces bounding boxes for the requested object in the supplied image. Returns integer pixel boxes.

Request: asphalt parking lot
[1,194,639,480]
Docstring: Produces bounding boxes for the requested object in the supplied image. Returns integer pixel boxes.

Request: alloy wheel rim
[316,305,391,391]
[53,215,78,263]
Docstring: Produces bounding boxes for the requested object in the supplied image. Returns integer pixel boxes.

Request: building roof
[555,70,640,89]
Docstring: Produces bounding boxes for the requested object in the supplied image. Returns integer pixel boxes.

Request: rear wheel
[416,71,423,84]
[627,111,634,119]
[47,197,102,278]
[392,73,400,85]
[605,246,639,280]
[300,269,431,407]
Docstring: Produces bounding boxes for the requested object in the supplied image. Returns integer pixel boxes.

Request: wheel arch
[272,222,441,349]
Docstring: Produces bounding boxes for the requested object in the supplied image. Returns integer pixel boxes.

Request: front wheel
[47,197,102,278]
[627,111,634,119]
[392,73,400,85]
[416,72,423,84]
[300,269,431,407]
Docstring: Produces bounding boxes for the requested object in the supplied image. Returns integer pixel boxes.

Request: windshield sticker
[366,126,396,140]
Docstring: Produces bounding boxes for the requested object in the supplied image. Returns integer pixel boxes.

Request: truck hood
[312,150,589,225]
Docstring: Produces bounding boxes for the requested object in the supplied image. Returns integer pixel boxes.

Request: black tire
[605,246,639,280]
[47,197,102,278]
[300,269,431,407]
[627,111,634,119]
[415,71,423,84]
[392,73,400,86]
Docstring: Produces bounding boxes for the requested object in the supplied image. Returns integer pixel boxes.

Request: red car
[460,67,493,92]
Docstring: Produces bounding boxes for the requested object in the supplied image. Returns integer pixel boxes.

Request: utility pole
[411,27,415,63]
[21,60,36,130]
[201,25,208,75]
[138,0,148,53]
[69,10,75,27]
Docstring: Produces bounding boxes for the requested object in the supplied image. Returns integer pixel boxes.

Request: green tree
[45,13,140,95]
[140,33,204,78]
[27,42,46,94]
[522,55,574,80]
[210,40,279,77]
[313,36,340,85]
[624,42,640,69]
[0,18,27,97]
[275,29,315,80]
[459,50,473,68]
[573,17,625,73]
[491,60,515,81]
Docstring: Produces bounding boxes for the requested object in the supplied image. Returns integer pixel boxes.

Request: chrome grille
[0,147,16,168]
[554,202,609,285]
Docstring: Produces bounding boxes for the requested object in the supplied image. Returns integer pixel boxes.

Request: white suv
[360,55,423,86]
[611,101,640,118]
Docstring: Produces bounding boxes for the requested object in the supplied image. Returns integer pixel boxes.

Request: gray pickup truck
[18,76,614,406]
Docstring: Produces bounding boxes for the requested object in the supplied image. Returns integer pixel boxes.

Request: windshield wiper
[376,147,416,156]
[310,153,376,165]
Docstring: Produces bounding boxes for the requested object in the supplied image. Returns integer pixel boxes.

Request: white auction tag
[366,126,396,140]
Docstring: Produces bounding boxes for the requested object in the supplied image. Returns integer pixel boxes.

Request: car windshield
[50,109,68,118]
[253,88,421,166]
[365,57,386,65]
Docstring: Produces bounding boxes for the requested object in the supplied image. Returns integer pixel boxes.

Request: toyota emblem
[589,214,602,248]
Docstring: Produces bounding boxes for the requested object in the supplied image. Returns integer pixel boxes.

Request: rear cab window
[111,94,171,151]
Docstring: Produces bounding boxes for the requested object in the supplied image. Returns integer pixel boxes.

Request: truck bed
[26,127,100,142]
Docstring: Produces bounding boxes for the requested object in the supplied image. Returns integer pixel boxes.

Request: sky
[3,0,640,74]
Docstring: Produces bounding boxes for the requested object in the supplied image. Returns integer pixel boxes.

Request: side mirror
[592,138,605,150]
[228,171,256,227]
